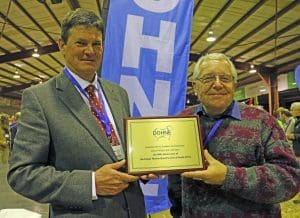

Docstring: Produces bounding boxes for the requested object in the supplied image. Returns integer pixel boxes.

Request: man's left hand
[181,150,227,185]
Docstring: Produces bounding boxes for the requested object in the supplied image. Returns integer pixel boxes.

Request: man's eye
[220,76,232,82]
[202,76,215,82]
[93,42,102,47]
[76,41,87,47]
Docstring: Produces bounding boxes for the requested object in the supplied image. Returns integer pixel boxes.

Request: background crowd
[0,112,20,164]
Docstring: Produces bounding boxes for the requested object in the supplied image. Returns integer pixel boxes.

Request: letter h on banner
[122,14,176,73]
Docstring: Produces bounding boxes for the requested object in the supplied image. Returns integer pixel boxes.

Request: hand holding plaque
[124,116,206,175]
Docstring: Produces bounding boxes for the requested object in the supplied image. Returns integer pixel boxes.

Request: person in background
[286,102,300,204]
[9,111,21,151]
[274,108,285,129]
[168,53,300,217]
[287,102,300,161]
[276,107,295,148]
[0,113,10,164]
[7,9,156,218]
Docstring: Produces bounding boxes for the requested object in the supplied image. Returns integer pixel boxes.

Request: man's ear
[58,38,66,55]
[192,81,196,89]
[233,82,237,91]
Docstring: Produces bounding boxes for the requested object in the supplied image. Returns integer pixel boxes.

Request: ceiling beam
[201,0,266,54]
[43,1,61,27]
[67,0,80,10]
[0,11,40,46]
[20,59,53,78]
[222,1,299,54]
[96,0,102,17]
[0,73,23,85]
[193,0,203,15]
[232,19,300,60]
[0,92,22,100]
[245,35,300,63]
[14,0,56,43]
[0,82,37,94]
[189,52,274,74]
[190,0,234,48]
[262,48,300,66]
[0,66,31,82]
[275,58,300,74]
[0,44,59,64]
[237,74,262,88]
[0,34,25,51]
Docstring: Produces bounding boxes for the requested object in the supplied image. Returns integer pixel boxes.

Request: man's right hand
[95,160,139,196]
[0,140,8,149]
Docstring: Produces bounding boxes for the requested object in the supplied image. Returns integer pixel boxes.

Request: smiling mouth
[209,93,227,96]
[81,59,95,62]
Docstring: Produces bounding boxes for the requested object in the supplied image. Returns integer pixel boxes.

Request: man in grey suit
[8,9,151,218]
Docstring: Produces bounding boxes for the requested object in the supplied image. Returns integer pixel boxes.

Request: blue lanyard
[63,67,112,136]
[203,119,223,149]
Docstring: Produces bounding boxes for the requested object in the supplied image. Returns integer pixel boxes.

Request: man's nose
[213,75,222,85]
[84,44,94,54]
[211,75,223,89]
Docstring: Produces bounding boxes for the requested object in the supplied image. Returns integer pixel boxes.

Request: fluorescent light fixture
[13,71,20,79]
[206,30,216,42]
[260,88,266,92]
[249,64,257,73]
[32,48,40,57]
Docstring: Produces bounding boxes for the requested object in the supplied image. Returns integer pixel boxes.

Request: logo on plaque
[153,126,172,140]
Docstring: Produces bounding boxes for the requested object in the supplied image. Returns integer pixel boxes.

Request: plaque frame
[124,116,206,175]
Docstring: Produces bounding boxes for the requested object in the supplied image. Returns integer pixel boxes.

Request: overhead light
[249,64,257,73]
[32,48,40,58]
[13,70,20,79]
[206,30,216,42]
[260,88,267,93]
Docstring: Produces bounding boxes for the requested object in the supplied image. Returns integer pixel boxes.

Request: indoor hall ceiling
[0,0,299,102]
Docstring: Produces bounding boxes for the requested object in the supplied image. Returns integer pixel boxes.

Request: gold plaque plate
[124,116,205,175]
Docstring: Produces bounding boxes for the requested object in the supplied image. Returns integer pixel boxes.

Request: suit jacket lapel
[55,72,117,161]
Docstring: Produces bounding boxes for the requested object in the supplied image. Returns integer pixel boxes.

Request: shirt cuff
[92,172,98,200]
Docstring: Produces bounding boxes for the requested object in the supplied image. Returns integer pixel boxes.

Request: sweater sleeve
[221,113,300,204]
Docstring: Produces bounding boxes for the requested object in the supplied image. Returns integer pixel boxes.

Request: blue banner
[101,0,193,117]
[101,0,193,215]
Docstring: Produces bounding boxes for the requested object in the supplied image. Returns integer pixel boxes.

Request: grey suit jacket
[7,72,145,218]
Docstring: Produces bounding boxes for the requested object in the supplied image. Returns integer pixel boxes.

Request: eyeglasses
[197,74,234,84]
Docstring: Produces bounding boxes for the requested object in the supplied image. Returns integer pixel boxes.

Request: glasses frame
[196,74,234,84]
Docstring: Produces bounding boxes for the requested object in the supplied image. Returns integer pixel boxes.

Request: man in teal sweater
[168,53,300,217]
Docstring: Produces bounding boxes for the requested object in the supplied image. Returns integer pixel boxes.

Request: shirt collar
[198,101,241,120]
[66,68,98,90]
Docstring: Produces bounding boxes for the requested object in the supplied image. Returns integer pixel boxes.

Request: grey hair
[61,8,104,43]
[291,102,300,110]
[192,53,238,83]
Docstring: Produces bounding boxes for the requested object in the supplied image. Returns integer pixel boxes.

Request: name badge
[112,144,125,160]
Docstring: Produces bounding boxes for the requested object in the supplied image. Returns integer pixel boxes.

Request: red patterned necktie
[85,84,119,145]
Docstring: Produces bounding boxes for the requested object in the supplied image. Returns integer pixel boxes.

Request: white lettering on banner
[133,0,179,13]
[122,15,176,73]
[120,75,170,115]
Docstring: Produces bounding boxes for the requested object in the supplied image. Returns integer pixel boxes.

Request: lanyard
[63,67,112,136]
[203,118,223,149]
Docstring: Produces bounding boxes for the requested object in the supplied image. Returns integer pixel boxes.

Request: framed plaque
[124,116,205,175]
